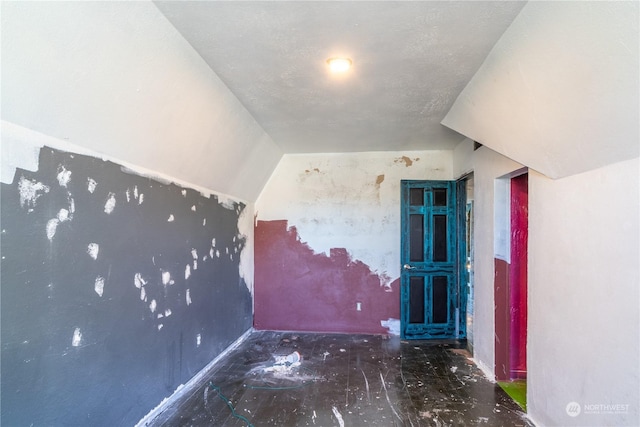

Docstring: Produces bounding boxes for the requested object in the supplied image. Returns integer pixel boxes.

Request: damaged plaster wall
[1,131,254,426]
[255,151,452,334]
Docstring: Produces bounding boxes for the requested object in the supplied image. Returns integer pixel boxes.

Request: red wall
[494,258,511,381]
[509,173,528,379]
[494,174,528,382]
[254,220,399,334]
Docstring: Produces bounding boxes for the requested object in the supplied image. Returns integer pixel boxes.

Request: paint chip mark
[381,318,401,336]
[186,289,192,306]
[191,249,198,259]
[126,188,131,202]
[158,324,163,331]
[181,189,187,197]
[150,299,157,313]
[395,156,414,167]
[164,309,172,317]
[167,214,175,222]
[72,328,82,347]
[339,348,346,353]
[133,186,139,199]
[191,205,196,212]
[138,194,144,205]
[87,243,99,260]
[450,366,458,373]
[376,174,385,185]
[134,273,147,289]
[18,177,50,209]
[57,208,70,222]
[196,334,201,347]
[161,270,171,286]
[202,218,206,226]
[56,165,72,187]
[332,407,345,427]
[94,276,105,297]
[87,178,97,193]
[46,219,60,240]
[140,286,146,301]
[185,264,191,280]
[211,238,216,247]
[104,193,116,214]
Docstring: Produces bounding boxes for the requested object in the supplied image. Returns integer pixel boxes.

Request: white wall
[256,151,453,286]
[443,1,639,179]
[454,140,640,425]
[528,158,639,426]
[1,1,282,201]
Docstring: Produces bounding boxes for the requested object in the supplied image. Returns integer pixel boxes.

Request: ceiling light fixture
[326,57,352,73]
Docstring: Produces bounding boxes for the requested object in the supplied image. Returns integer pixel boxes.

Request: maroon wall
[494,258,511,381]
[254,220,399,334]
[509,173,528,379]
[494,173,528,382]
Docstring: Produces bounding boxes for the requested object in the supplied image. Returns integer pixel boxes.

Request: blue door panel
[401,180,465,340]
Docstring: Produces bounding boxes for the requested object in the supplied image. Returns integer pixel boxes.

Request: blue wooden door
[401,180,463,340]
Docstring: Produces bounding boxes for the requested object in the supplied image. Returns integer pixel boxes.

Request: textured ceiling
[155,1,526,154]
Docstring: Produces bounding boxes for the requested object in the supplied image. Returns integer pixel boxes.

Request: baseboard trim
[135,328,254,427]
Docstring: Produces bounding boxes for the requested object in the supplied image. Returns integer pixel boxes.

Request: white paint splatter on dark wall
[0,146,252,426]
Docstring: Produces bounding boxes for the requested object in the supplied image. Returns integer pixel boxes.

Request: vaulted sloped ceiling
[442,1,639,179]
[154,1,526,153]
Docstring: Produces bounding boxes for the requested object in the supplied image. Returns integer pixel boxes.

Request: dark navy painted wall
[1,147,252,426]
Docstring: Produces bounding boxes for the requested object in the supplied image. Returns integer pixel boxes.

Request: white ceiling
[154,1,526,154]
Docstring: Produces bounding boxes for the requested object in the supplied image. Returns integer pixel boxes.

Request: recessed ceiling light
[326,57,352,73]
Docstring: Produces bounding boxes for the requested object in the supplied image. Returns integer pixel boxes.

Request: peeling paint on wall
[255,151,453,293]
[254,220,399,335]
[0,146,252,426]
[394,156,420,167]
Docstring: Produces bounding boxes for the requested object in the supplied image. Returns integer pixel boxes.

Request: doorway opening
[462,175,474,355]
[494,171,528,410]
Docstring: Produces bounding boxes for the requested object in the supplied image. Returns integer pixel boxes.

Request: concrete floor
[145,331,533,426]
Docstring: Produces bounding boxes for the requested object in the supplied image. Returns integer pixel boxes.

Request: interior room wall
[1,2,280,424]
[254,151,453,334]
[1,1,282,202]
[1,127,255,426]
[527,158,639,426]
[454,144,523,377]
[443,1,639,180]
[454,140,640,425]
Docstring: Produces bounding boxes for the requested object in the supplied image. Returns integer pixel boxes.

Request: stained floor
[146,331,533,426]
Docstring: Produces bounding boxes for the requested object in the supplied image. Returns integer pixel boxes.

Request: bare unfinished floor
[146,330,532,426]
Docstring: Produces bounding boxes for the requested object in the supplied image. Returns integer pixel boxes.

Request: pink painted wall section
[509,173,528,379]
[254,220,399,334]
